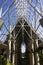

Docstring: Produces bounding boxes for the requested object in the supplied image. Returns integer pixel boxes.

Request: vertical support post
[34,38,40,65]
[7,7,11,62]
[8,39,11,62]
[32,39,35,65]
[8,25,12,62]
[30,40,34,65]
[35,39,40,65]
[12,40,16,65]
[30,28,34,65]
[30,28,35,65]
[34,38,38,65]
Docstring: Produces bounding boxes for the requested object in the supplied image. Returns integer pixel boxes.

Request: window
[21,42,26,53]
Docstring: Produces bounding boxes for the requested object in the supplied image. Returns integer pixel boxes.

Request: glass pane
[21,42,26,53]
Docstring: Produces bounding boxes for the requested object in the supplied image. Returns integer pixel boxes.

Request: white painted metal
[35,39,40,65]
[32,39,34,65]
[16,0,28,17]
[12,41,15,65]
[0,8,2,18]
[8,39,11,62]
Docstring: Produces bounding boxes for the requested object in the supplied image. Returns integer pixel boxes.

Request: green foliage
[39,50,43,65]
[0,55,6,65]
[39,55,43,65]
[0,55,12,65]
[6,61,12,65]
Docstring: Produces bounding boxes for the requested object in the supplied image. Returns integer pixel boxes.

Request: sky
[0,0,43,42]
[0,0,43,53]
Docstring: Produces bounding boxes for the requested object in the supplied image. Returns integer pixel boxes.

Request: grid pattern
[0,0,43,42]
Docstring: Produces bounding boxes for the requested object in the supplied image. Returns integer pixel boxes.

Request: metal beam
[2,0,43,17]
[24,27,32,39]
[27,0,43,17]
[2,0,15,17]
[14,27,22,39]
